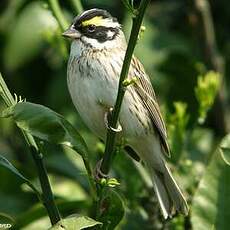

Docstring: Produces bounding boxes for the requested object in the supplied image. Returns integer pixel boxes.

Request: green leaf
[168,102,189,163]
[2,102,88,158]
[220,148,230,166]
[220,134,230,166]
[191,134,230,230]
[99,190,125,230]
[0,155,41,198]
[45,149,88,190]
[49,215,101,230]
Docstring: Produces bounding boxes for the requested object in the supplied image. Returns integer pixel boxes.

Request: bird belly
[67,56,152,142]
[68,74,108,139]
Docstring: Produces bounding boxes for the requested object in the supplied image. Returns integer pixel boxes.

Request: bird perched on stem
[63,8,188,219]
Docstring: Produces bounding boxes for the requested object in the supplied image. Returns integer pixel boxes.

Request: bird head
[62,9,125,49]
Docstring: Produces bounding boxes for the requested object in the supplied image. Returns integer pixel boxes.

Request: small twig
[46,0,98,207]
[195,0,223,73]
[76,148,97,202]
[48,0,69,31]
[30,144,61,225]
[0,73,61,225]
[100,0,150,174]
[69,0,83,14]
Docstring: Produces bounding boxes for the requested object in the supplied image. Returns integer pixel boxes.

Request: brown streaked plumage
[131,56,170,155]
[63,8,188,219]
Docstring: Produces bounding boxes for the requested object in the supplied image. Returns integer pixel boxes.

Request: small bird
[63,8,188,219]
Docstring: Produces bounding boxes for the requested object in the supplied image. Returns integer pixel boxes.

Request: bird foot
[104,107,122,133]
[94,159,109,181]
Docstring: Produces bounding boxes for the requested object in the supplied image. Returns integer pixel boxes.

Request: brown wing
[130,57,170,157]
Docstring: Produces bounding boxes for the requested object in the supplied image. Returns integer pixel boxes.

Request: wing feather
[130,57,170,156]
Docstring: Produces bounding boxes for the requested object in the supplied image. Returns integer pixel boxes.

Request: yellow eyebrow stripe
[81,16,104,26]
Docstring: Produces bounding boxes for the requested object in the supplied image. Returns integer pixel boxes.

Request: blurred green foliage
[0,0,230,229]
[195,71,220,124]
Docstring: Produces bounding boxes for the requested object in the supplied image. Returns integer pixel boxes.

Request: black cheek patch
[95,27,119,43]
[80,26,119,43]
[95,31,108,43]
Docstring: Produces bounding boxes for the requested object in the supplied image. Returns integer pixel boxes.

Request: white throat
[70,31,127,58]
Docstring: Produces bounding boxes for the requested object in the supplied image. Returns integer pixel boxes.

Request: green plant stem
[100,0,150,174]
[60,0,98,206]
[48,0,69,31]
[30,145,61,225]
[78,150,97,202]
[0,73,61,226]
[69,0,83,14]
[47,0,69,60]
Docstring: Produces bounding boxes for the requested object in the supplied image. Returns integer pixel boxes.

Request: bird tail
[149,162,189,219]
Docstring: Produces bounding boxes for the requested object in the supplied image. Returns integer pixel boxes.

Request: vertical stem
[195,0,223,73]
[100,0,151,174]
[47,0,97,201]
[194,0,227,136]
[30,145,61,225]
[48,0,69,60]
[48,0,69,31]
[81,155,97,202]
[69,0,83,14]
[51,0,99,209]
[0,73,61,225]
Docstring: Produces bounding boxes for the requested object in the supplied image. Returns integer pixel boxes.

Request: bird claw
[104,107,122,133]
[95,108,122,181]
[94,159,109,181]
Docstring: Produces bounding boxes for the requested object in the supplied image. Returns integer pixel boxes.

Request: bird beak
[62,28,81,39]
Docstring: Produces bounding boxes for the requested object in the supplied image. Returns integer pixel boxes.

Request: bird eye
[87,24,96,32]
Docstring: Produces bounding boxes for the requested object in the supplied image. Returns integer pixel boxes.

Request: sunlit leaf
[220,148,230,166]
[45,151,88,190]
[220,134,230,166]
[1,102,89,158]
[168,102,189,163]
[0,155,41,198]
[191,134,230,230]
[49,215,101,230]
[195,71,220,124]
